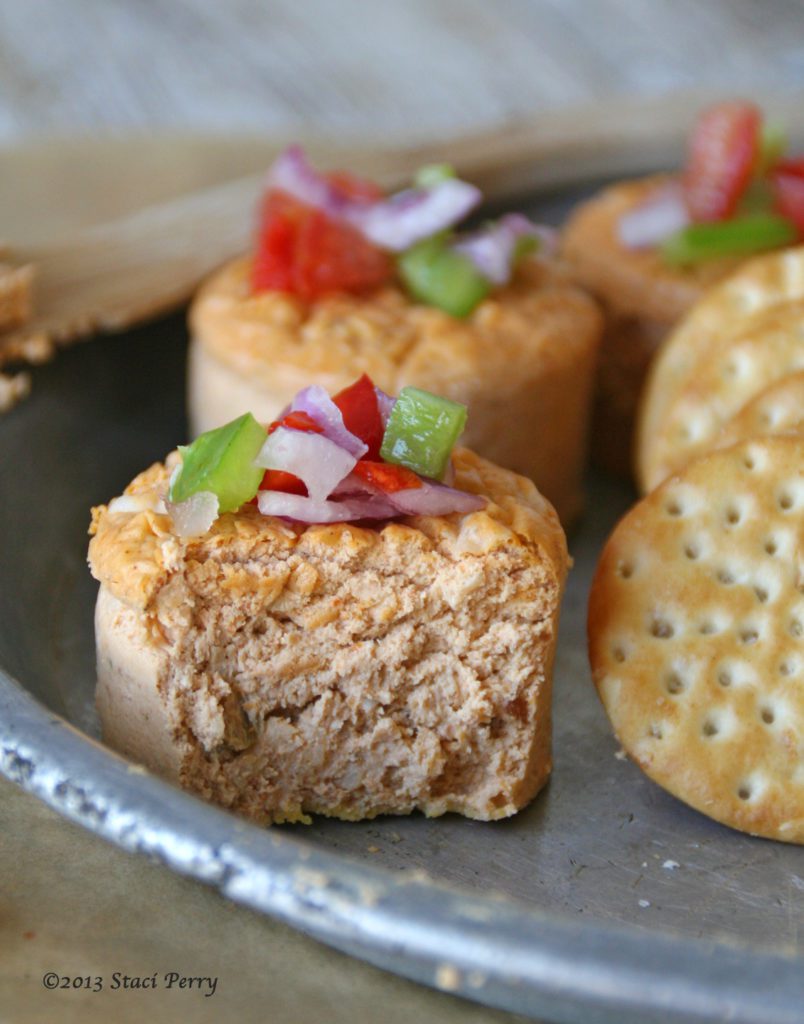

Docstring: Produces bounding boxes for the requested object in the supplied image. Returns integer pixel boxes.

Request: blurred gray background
[1,0,802,142]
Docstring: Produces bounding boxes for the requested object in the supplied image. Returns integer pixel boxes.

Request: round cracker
[715,370,804,451]
[637,245,804,492]
[639,298,804,489]
[589,435,804,844]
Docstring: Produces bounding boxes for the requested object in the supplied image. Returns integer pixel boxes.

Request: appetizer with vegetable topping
[562,100,803,477]
[189,146,601,525]
[89,380,569,824]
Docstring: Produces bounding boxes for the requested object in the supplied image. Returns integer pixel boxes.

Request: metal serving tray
[1,187,802,1024]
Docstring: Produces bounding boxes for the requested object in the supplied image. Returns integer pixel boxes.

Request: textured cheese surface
[89,447,568,824]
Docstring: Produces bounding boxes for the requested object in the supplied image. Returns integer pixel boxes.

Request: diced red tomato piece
[252,174,392,300]
[257,469,308,495]
[252,191,305,294]
[333,374,384,459]
[292,207,392,301]
[774,157,804,178]
[771,171,804,234]
[326,171,384,202]
[353,460,422,492]
[268,409,324,435]
[683,101,761,222]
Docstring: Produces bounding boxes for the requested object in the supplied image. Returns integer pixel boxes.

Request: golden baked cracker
[589,436,804,843]
[715,371,804,451]
[637,245,804,492]
[640,299,804,489]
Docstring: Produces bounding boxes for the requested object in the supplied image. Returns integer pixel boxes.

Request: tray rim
[3,669,803,1024]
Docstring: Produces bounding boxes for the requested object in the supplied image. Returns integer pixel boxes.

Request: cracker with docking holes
[637,246,804,492]
[639,299,804,489]
[588,436,804,843]
[715,371,804,451]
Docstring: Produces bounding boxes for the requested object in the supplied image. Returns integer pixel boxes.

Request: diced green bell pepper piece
[757,119,788,177]
[398,236,491,317]
[380,386,468,480]
[661,215,797,267]
[414,163,456,189]
[738,179,775,215]
[170,413,267,512]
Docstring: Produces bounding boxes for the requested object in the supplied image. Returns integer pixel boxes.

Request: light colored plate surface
[1,134,803,1024]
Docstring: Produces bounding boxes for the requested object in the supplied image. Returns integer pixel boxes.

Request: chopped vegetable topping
[620,101,804,263]
[683,100,761,222]
[290,384,369,458]
[165,491,220,538]
[253,189,392,300]
[269,409,324,435]
[380,386,468,481]
[617,183,689,249]
[257,469,307,495]
[452,213,551,285]
[352,460,423,492]
[414,163,456,188]
[255,426,357,503]
[251,145,549,314]
[333,374,385,460]
[161,378,480,530]
[397,235,491,318]
[771,166,804,233]
[170,412,267,513]
[661,214,797,266]
[756,120,788,177]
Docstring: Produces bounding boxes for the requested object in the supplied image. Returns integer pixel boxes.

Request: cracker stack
[589,437,804,843]
[637,246,804,493]
[714,371,804,451]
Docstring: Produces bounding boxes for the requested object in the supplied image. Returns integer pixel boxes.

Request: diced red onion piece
[386,479,486,516]
[290,384,368,458]
[329,472,372,497]
[617,184,690,249]
[332,467,482,517]
[452,213,555,285]
[375,387,396,427]
[165,491,219,538]
[255,426,356,502]
[108,492,166,514]
[265,145,481,252]
[350,180,482,251]
[266,145,357,217]
[258,491,399,523]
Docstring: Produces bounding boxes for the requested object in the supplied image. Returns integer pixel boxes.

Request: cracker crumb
[367,845,380,854]
[614,748,628,760]
[0,371,30,413]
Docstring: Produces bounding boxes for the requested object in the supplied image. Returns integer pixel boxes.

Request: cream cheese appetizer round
[562,101,803,478]
[88,381,569,825]
[187,147,601,527]
[189,256,600,527]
